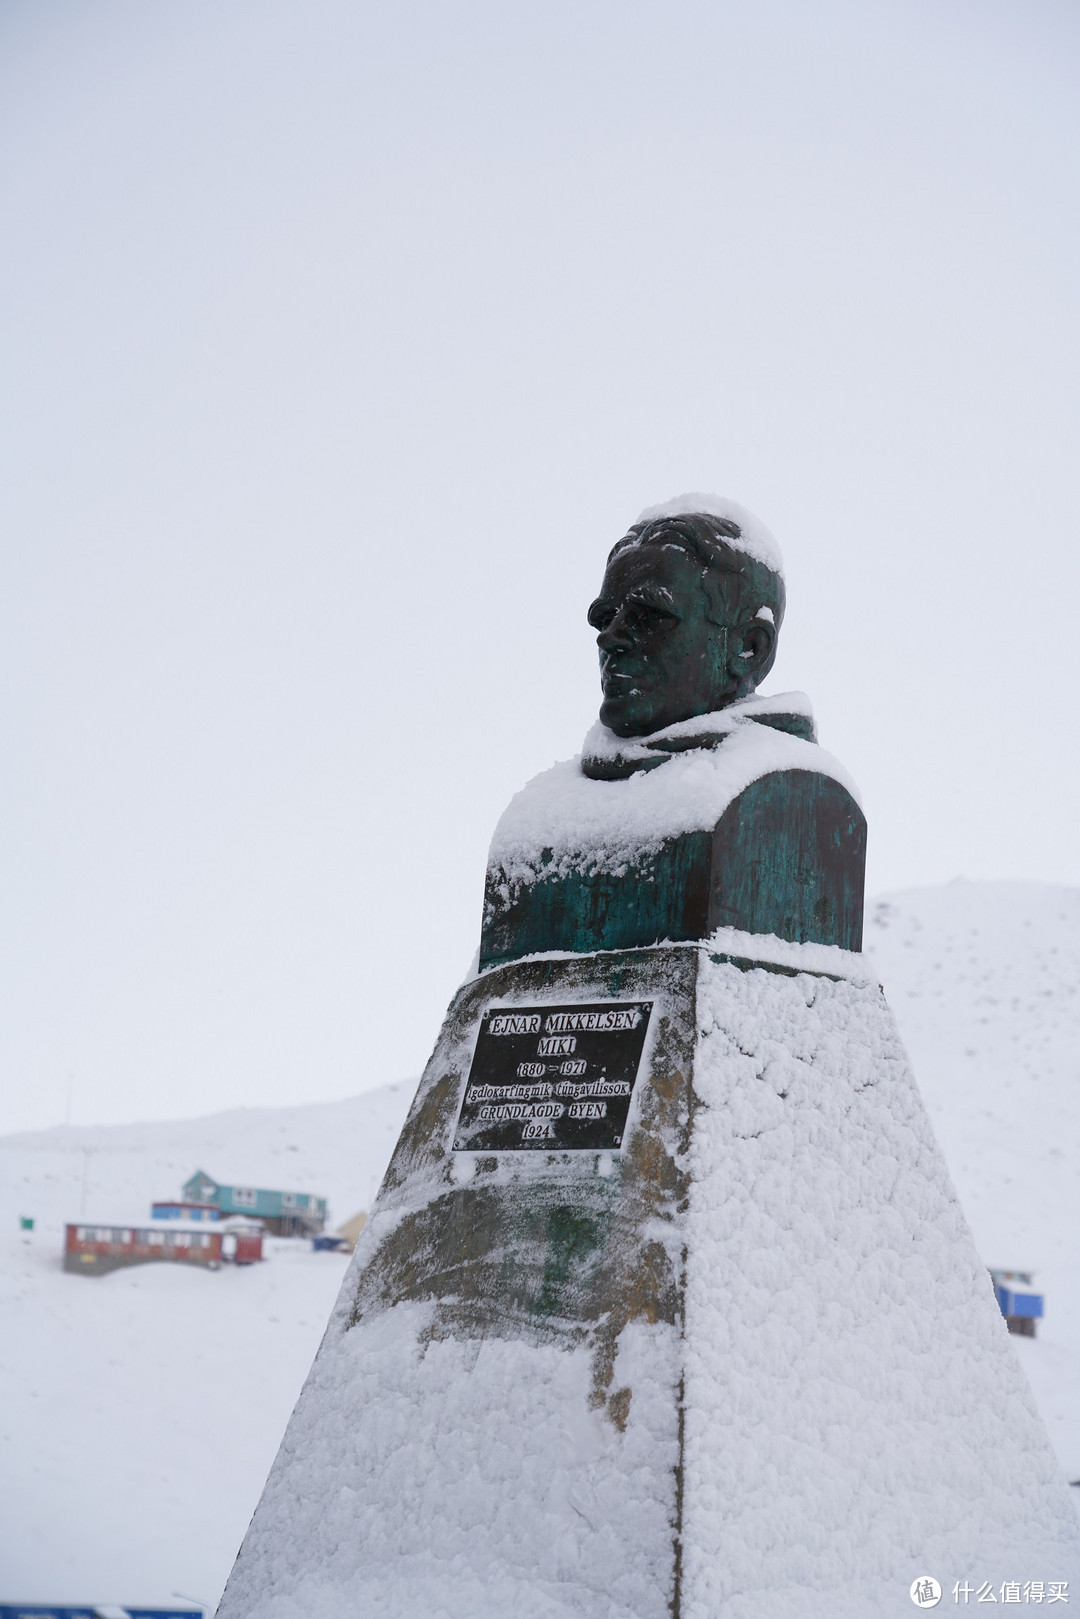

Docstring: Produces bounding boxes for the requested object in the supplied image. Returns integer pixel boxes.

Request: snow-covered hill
[3,882,1080,1610]
[865,881,1080,1276]
[1,1085,416,1238]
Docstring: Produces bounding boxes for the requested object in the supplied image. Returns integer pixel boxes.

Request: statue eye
[628,603,675,631]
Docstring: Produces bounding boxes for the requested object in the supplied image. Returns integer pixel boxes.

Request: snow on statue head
[588,493,787,739]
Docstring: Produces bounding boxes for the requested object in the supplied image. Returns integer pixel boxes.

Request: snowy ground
[3,881,1080,1609]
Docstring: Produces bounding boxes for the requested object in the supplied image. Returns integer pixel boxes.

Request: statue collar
[580,691,817,782]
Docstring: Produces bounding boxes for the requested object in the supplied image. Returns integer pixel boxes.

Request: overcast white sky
[2,0,1079,1135]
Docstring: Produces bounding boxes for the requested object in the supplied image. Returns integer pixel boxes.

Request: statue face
[588,541,738,738]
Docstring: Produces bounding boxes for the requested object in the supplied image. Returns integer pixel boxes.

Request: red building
[64,1219,262,1276]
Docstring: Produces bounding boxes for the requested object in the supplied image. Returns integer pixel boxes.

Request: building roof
[69,1219,225,1237]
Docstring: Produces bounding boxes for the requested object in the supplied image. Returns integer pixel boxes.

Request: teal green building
[183,1169,327,1236]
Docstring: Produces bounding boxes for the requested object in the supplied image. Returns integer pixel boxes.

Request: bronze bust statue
[480,495,866,968]
[589,506,784,739]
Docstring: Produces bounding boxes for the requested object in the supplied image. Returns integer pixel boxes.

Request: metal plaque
[453,1000,653,1152]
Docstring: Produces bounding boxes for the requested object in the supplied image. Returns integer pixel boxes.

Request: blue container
[994,1283,1044,1320]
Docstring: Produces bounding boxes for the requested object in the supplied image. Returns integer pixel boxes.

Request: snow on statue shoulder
[480,495,867,969]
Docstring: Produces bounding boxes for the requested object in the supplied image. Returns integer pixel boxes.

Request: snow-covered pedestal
[218,938,1080,1619]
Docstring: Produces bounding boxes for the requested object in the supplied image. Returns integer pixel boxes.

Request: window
[281,1192,297,1209]
[148,1230,165,1245]
[76,1227,88,1242]
[232,1187,258,1208]
[121,1230,133,1244]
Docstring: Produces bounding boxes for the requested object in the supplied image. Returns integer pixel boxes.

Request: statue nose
[597,612,634,653]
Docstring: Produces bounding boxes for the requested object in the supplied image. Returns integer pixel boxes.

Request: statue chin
[600,690,736,740]
[599,694,657,739]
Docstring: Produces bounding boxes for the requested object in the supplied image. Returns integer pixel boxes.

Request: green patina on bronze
[482,769,865,968]
[480,508,866,970]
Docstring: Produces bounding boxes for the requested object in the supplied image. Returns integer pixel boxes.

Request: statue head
[587,495,785,739]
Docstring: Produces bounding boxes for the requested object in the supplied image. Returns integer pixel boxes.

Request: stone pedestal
[218,941,1080,1619]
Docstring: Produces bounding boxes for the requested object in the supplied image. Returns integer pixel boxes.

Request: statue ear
[730,617,776,678]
